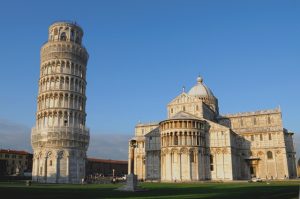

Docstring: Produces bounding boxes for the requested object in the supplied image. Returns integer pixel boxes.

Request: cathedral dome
[188,76,215,98]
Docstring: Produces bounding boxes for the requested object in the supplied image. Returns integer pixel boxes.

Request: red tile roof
[87,158,127,164]
[0,149,31,155]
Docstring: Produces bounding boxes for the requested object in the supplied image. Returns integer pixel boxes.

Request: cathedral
[128,76,297,181]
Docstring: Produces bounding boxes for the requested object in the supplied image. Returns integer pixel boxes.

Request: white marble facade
[31,22,89,183]
[129,77,297,181]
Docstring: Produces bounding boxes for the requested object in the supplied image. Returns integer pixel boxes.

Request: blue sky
[0,0,299,160]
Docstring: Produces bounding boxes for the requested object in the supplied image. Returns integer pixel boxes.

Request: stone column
[195,150,199,180]
[189,151,192,181]
[44,157,47,182]
[66,153,69,183]
[179,152,182,181]
[55,153,60,183]
[193,133,195,146]
[179,133,182,146]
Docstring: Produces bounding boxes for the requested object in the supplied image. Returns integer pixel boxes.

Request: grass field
[0,180,299,199]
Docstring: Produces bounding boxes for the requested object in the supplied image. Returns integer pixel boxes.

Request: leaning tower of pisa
[31,21,90,183]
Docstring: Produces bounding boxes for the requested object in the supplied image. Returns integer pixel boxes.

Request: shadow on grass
[0,181,299,199]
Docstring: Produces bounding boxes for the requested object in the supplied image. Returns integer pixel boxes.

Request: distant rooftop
[0,149,32,155]
[87,158,127,164]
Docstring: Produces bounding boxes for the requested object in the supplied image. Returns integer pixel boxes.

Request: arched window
[210,155,213,164]
[240,119,243,127]
[64,118,68,126]
[70,30,74,40]
[54,28,58,35]
[183,106,185,111]
[210,155,214,171]
[249,151,253,156]
[60,32,67,41]
[75,36,80,44]
[267,116,271,124]
[174,134,178,145]
[267,151,273,159]
[190,151,194,163]
[49,160,52,166]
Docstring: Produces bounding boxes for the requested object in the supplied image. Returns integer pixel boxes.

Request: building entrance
[250,165,256,177]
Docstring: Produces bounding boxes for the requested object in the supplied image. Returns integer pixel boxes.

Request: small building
[0,149,32,176]
[86,158,128,177]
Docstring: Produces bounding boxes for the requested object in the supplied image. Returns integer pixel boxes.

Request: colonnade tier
[160,119,206,131]
[48,23,83,45]
[39,59,86,79]
[38,75,86,95]
[33,149,87,160]
[36,109,86,121]
[37,92,86,112]
[41,42,88,64]
[35,109,86,128]
[31,127,89,150]
[160,119,207,148]
[160,131,206,147]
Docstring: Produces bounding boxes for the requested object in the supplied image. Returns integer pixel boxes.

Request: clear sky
[0,0,299,160]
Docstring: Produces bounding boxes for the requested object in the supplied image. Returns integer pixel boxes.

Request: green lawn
[0,180,299,199]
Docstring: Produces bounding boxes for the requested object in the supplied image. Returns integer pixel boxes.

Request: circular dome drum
[188,76,215,99]
[188,76,219,115]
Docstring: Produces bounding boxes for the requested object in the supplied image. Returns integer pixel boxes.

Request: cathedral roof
[169,111,201,120]
[188,76,215,98]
